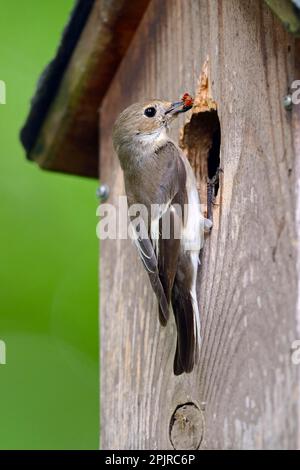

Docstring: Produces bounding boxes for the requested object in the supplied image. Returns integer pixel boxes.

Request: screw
[96,184,110,202]
[283,94,293,110]
[200,401,206,411]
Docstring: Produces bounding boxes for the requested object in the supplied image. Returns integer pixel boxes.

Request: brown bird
[112,98,211,375]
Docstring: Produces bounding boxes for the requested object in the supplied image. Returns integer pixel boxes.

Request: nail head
[96,184,110,202]
[283,94,293,110]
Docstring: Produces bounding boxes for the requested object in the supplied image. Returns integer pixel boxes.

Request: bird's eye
[144,107,156,118]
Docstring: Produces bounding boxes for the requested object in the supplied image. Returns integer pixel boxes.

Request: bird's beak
[164,100,192,116]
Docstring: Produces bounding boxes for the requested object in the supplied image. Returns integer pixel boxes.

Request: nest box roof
[20,0,299,179]
[20,0,151,178]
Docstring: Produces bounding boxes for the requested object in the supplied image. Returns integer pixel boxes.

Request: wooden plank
[28,0,151,178]
[294,38,300,449]
[100,0,300,449]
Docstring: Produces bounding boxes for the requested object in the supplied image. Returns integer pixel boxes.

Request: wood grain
[100,0,300,449]
[294,38,300,450]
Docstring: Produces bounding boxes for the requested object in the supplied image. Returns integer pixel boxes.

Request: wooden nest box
[21,0,300,450]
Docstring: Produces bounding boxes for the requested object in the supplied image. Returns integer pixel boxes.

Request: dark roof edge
[265,0,300,36]
[20,0,95,155]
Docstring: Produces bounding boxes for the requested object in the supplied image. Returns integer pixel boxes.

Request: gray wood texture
[100,0,300,449]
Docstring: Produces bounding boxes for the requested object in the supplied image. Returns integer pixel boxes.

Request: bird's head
[112,98,192,156]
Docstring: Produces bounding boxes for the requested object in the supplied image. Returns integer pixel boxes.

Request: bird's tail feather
[171,257,200,375]
[148,272,169,326]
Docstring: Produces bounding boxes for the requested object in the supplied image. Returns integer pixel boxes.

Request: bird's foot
[203,217,213,233]
[207,167,223,222]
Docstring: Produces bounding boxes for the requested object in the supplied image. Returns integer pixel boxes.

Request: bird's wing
[154,141,187,263]
[153,143,188,324]
[157,203,182,324]
[154,143,201,375]
[130,223,170,326]
[129,141,188,327]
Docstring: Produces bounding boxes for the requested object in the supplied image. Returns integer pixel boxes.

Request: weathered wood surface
[100,0,300,449]
[294,38,300,449]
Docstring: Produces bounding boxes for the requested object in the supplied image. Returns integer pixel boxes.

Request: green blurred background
[0,0,99,449]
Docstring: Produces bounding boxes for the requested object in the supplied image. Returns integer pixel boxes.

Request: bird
[112,97,211,375]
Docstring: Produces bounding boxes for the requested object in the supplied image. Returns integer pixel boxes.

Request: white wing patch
[150,218,160,257]
[129,222,156,273]
[150,201,172,257]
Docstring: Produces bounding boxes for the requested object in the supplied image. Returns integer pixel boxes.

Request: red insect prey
[181,92,194,108]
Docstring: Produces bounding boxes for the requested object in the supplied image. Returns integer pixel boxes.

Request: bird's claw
[203,217,213,233]
[207,167,223,222]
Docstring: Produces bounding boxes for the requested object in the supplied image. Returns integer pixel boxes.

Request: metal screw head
[283,94,293,110]
[96,184,110,202]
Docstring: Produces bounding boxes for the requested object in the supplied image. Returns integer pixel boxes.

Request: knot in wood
[169,402,204,450]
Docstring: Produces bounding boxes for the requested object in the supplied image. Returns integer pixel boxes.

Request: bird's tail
[171,252,201,375]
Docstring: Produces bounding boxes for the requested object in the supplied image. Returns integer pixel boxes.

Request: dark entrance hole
[180,110,221,217]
